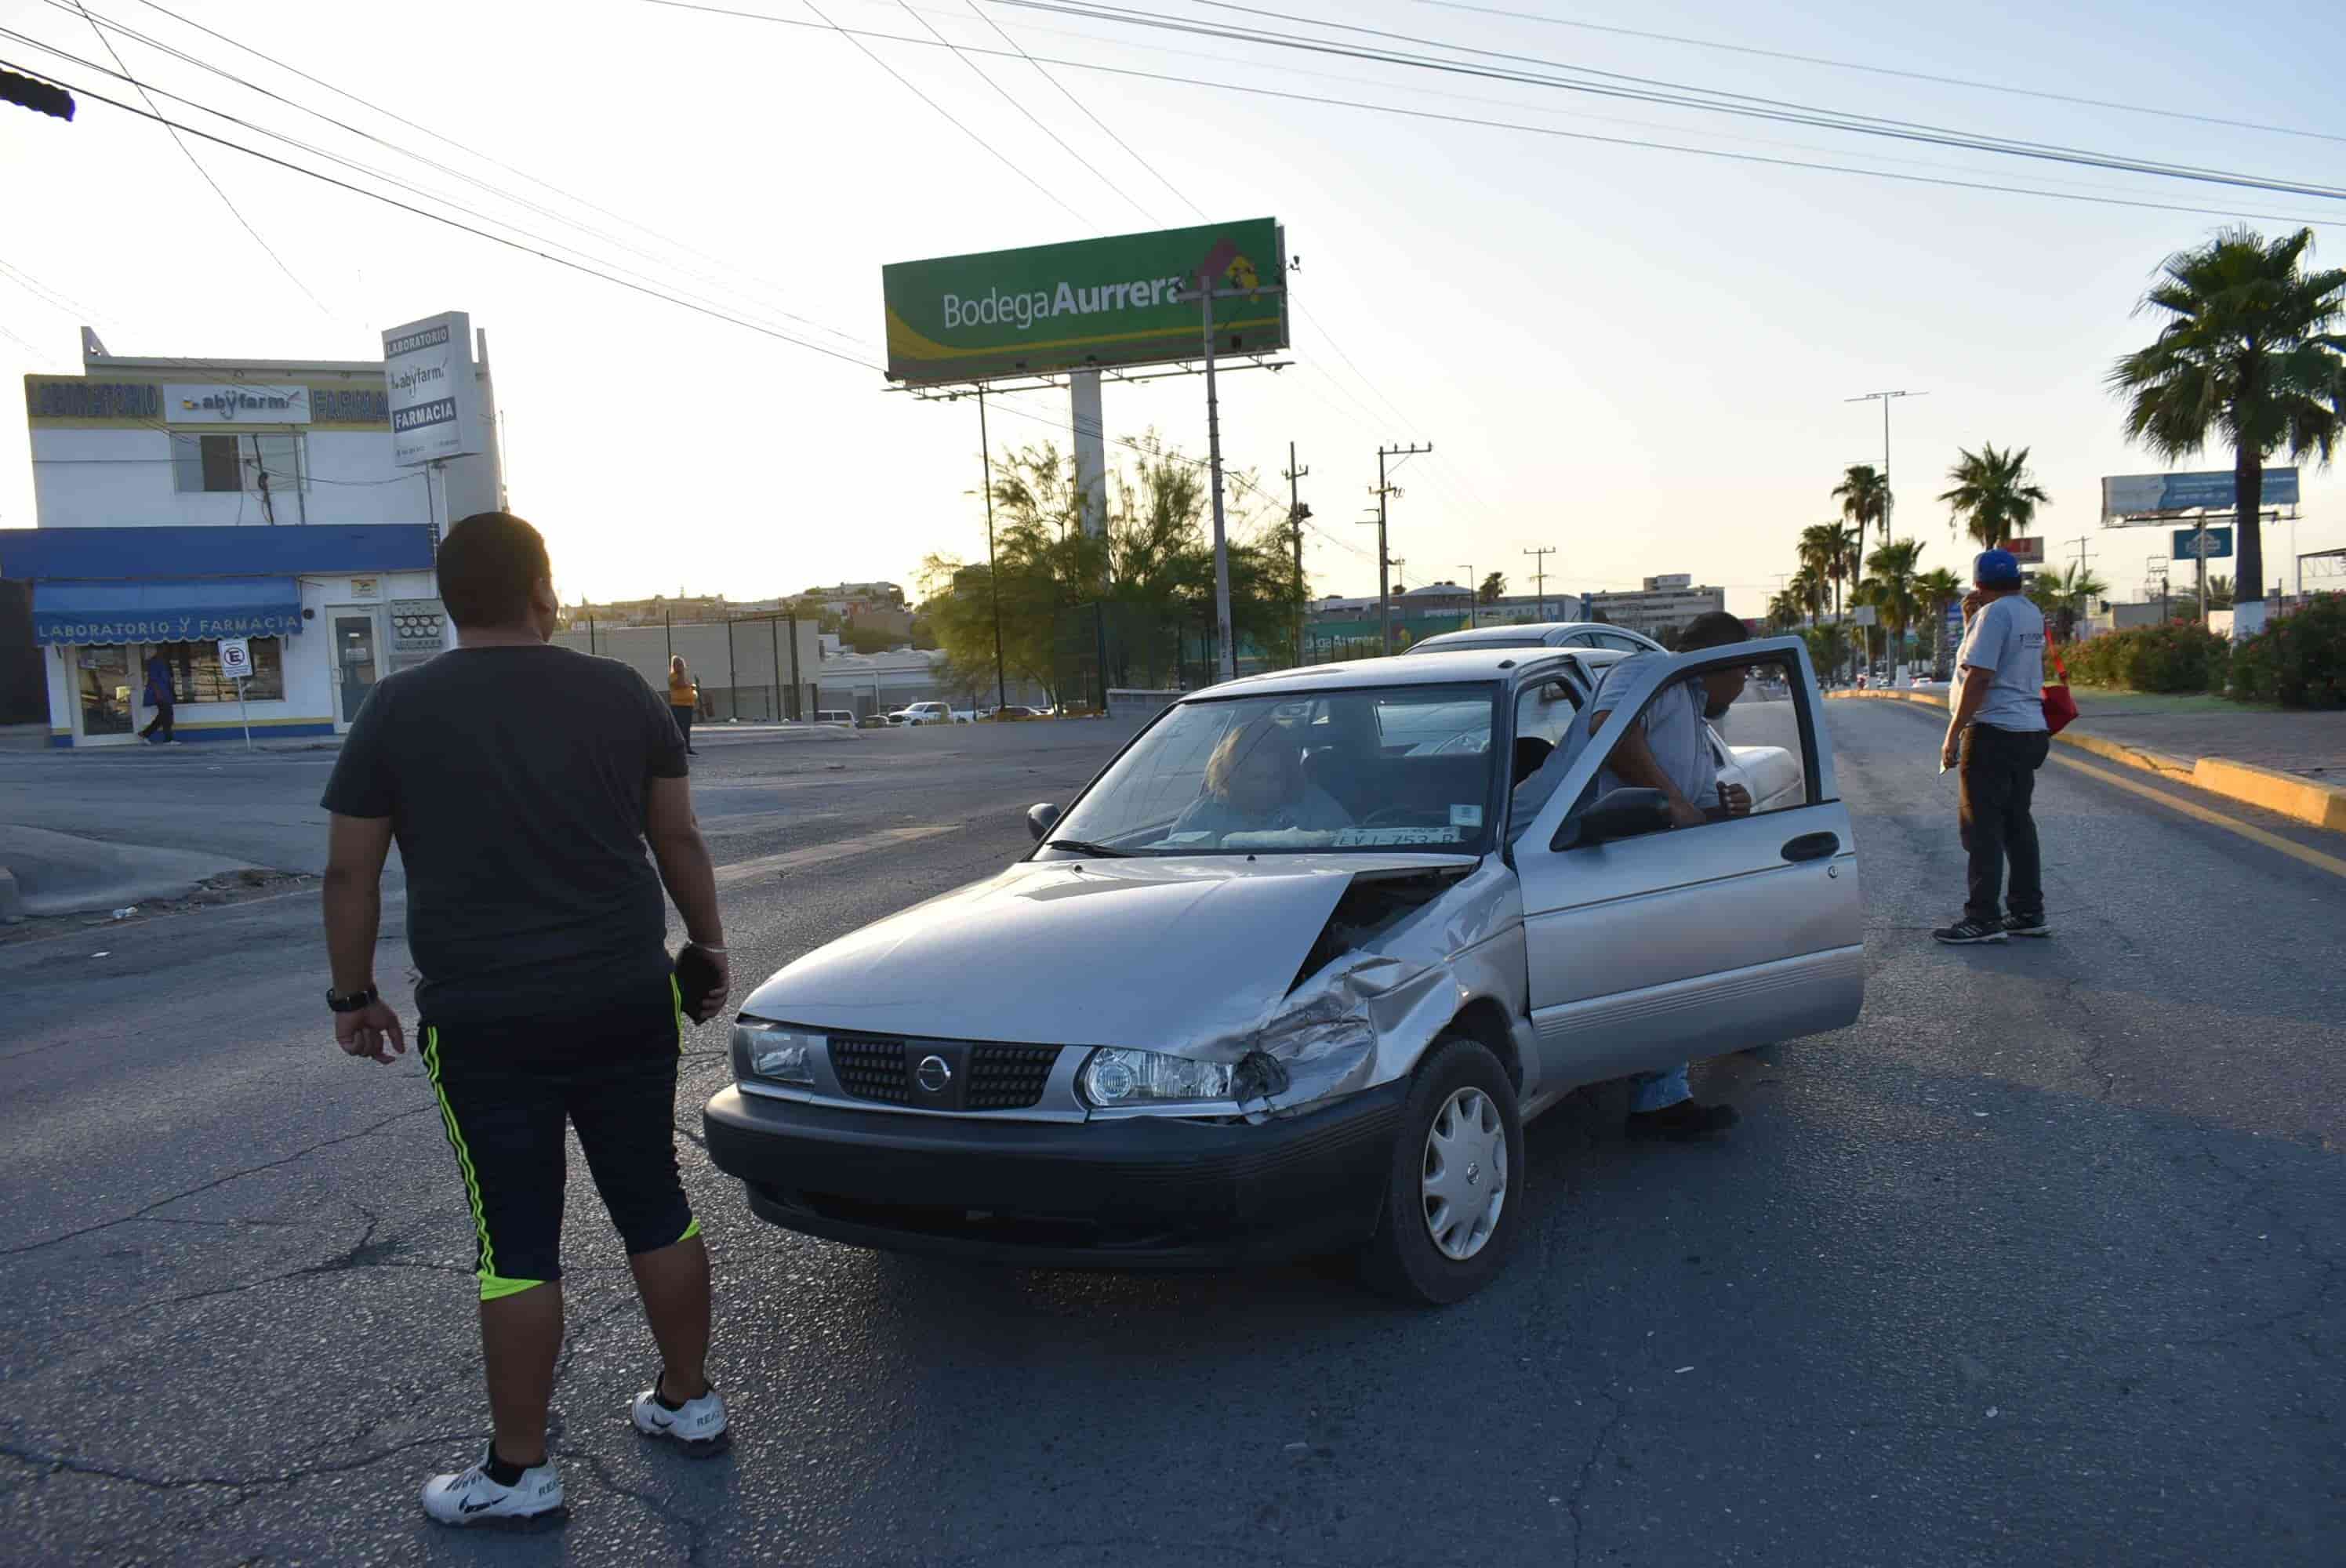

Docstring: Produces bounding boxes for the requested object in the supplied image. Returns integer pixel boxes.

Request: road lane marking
[2050,754,2346,880]
[713,825,961,886]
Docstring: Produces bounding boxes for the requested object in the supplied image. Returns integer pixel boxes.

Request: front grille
[830,1036,910,1104]
[967,1045,1061,1110]
[823,1037,1061,1111]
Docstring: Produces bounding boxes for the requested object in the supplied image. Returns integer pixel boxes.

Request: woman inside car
[1170,713,1354,842]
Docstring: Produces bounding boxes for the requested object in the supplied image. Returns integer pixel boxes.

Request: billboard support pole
[978,388,1009,715]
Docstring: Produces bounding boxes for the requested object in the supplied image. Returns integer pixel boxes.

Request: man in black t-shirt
[321,512,733,1530]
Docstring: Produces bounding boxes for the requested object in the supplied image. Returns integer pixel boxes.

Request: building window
[148,637,287,702]
[170,434,307,496]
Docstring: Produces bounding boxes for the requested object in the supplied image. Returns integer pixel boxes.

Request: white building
[5,325,500,746]
[1584,575,1727,639]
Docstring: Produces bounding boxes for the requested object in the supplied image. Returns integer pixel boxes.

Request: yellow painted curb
[2192,757,2346,834]
[1825,689,2345,837]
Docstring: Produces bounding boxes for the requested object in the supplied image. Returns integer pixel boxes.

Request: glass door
[74,645,136,744]
[332,610,383,730]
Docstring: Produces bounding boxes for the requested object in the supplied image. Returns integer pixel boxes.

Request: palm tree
[1478,570,1507,607]
[1834,464,1890,558]
[1765,588,1804,632]
[1789,564,1829,626]
[1915,566,1963,673]
[1939,442,2051,549]
[2108,226,2346,630]
[1862,539,1926,668]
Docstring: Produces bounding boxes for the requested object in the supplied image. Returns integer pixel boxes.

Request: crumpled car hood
[740,854,1468,1049]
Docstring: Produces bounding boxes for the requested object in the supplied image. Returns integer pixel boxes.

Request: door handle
[1781,832,1839,863]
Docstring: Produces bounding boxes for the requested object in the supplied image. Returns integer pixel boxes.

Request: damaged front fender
[1176,858,1530,1121]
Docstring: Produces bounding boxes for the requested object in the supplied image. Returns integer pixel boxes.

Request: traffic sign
[217,638,253,681]
[2173,527,2234,561]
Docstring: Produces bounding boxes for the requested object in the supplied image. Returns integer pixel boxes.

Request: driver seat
[1513,735,1553,787]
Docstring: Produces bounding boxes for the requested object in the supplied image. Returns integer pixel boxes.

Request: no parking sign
[217,637,254,749]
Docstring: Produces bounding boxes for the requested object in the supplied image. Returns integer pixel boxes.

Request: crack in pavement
[561,1447,711,1565]
[0,1431,479,1494]
[1564,1392,1626,1568]
[0,1106,438,1258]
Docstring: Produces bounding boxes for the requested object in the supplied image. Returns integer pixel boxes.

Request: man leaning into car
[1513,609,1754,1142]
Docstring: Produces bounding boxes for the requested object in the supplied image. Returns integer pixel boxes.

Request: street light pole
[1847,389,1927,549]
[1458,563,1476,628]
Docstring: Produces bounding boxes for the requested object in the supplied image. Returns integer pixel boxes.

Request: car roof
[1407,621,1660,652]
[1181,647,1601,702]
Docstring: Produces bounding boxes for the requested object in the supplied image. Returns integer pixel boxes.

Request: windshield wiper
[1044,838,1133,858]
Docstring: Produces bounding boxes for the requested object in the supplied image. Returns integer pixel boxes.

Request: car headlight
[1080,1047,1233,1107]
[732,1021,819,1086]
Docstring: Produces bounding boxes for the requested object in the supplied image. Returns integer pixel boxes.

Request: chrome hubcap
[1421,1087,1507,1261]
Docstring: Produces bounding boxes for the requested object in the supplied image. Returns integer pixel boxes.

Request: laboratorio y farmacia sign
[881,220,1286,384]
[382,310,483,468]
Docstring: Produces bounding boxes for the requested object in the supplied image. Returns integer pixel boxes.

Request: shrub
[2066,622,2231,693]
[2229,595,2346,709]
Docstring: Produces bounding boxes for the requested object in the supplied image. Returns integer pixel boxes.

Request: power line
[637,6,2346,228]
[0,58,892,373]
[888,0,1149,222]
[66,2,331,316]
[46,1,878,350]
[1004,1,2346,203]
[1407,0,2346,147]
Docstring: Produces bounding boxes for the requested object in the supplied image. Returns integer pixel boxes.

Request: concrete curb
[1825,690,2346,837]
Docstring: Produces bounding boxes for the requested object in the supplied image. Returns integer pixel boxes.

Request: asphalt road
[1,702,2339,1566]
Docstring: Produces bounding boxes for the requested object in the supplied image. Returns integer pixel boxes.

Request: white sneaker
[419,1446,566,1530]
[630,1379,730,1454]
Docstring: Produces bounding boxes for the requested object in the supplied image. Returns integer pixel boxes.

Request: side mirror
[1552,787,1669,851]
[1026,802,1061,842]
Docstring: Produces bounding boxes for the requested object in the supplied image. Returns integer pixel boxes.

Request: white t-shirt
[1511,653,1716,829]
[1956,593,2048,732]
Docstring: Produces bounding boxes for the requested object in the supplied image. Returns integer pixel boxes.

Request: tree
[1861,538,1926,666]
[1915,566,1964,671]
[2109,225,2346,631]
[1478,570,1507,606]
[1765,588,1805,632]
[1833,464,1890,558]
[1939,442,2050,549]
[2171,572,2236,621]
[1801,622,1848,681]
[841,626,899,655]
[1789,564,1830,626]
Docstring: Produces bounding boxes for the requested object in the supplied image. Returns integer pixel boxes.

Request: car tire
[1357,1035,1524,1306]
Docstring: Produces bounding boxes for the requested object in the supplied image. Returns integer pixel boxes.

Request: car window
[1514,679,1578,750]
[1596,633,1647,652]
[1565,651,1814,844]
[1048,683,1501,855]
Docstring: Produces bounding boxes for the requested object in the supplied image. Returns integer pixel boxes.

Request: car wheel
[1358,1035,1523,1305]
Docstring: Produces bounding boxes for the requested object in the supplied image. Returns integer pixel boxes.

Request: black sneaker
[1933,917,2009,945]
[1625,1100,1738,1142]
[2003,913,2051,938]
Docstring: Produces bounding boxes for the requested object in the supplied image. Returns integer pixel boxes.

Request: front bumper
[703,1080,1407,1269]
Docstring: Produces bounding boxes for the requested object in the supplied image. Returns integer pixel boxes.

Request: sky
[2,0,2342,618]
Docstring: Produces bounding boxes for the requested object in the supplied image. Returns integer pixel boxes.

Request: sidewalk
[1829,686,2346,833]
[2061,691,2345,782]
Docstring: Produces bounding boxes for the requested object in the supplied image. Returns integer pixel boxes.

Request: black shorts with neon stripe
[422,980,696,1300]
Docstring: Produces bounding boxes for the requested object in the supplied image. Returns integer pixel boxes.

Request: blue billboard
[2173,527,2235,561]
[2104,469,2299,518]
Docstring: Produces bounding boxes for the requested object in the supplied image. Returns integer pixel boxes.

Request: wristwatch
[326,985,379,1014]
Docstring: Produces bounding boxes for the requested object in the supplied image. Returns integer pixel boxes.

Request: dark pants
[140,701,174,742]
[670,704,695,750]
[1959,723,2050,924]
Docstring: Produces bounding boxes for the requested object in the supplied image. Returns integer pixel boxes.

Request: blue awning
[32,578,305,645]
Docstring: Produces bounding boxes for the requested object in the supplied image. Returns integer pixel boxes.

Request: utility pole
[1523,546,1556,620]
[1372,442,1433,655]
[1178,254,1285,682]
[1458,563,1477,628]
[976,387,1008,714]
[1286,442,1310,669]
[1847,390,1926,549]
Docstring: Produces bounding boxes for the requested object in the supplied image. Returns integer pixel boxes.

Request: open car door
[1509,637,1863,1089]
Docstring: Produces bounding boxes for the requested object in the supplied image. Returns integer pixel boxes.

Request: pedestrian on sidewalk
[318,511,735,1531]
[138,651,176,745]
[667,655,699,754]
[1934,548,2052,946]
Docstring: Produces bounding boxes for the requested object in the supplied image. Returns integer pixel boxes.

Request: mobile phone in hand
[674,945,725,1024]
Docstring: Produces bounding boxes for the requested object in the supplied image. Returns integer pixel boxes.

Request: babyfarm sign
[881,220,1286,384]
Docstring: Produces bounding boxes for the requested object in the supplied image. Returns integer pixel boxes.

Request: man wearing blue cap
[1934,548,2050,945]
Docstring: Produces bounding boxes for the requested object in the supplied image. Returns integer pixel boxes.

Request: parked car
[1404,622,1664,656]
[951,710,975,724]
[854,713,891,730]
[815,710,855,728]
[706,640,1860,1304]
[890,701,956,726]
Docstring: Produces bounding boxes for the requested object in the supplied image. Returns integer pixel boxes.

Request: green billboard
[882,219,1286,385]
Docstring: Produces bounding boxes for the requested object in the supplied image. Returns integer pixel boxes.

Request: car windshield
[1046,683,1500,855]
